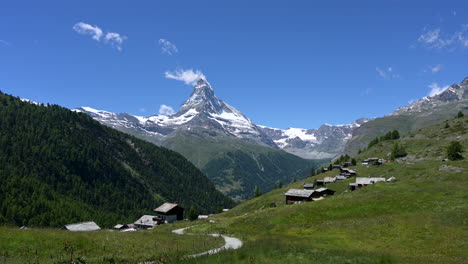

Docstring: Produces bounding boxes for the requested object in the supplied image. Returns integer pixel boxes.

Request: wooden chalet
[343,161,353,167]
[340,168,357,176]
[312,187,336,198]
[332,165,342,170]
[303,183,314,190]
[335,175,347,180]
[285,188,336,204]
[154,203,184,223]
[284,189,314,204]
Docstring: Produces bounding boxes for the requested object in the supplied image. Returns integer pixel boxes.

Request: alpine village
[0,2,467,264]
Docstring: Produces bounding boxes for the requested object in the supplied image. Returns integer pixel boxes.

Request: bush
[391,142,407,160]
[188,206,199,221]
[447,141,464,161]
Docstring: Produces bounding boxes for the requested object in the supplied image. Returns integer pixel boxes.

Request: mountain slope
[77,79,326,200]
[0,92,234,227]
[344,77,468,155]
[179,116,468,264]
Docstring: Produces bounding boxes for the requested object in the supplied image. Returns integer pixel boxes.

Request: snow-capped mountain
[258,118,369,159]
[392,77,468,116]
[75,79,276,148]
[76,79,369,160]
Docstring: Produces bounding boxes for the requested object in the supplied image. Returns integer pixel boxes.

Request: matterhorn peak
[179,78,223,114]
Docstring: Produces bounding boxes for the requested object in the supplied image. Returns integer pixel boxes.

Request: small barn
[64,221,101,232]
[316,180,325,186]
[332,165,342,170]
[134,215,158,229]
[323,177,336,184]
[303,183,314,190]
[312,187,335,198]
[154,203,184,223]
[284,189,314,204]
[335,175,347,180]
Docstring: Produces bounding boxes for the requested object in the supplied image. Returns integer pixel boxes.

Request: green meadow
[1,117,467,263]
[0,223,223,263]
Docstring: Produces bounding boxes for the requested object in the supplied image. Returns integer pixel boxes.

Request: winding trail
[172,225,243,258]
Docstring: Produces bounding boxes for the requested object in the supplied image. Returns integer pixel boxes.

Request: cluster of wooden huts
[317,165,357,187]
[361,158,386,166]
[63,202,185,232]
[349,176,396,191]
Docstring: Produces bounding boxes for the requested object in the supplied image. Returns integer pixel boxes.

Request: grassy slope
[0,223,223,264]
[178,116,468,264]
[345,101,468,155]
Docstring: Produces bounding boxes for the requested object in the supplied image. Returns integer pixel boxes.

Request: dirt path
[172,225,243,258]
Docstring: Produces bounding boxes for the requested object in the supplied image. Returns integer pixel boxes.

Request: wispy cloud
[105,32,127,51]
[73,22,126,51]
[0,40,11,47]
[159,104,175,116]
[159,39,178,55]
[423,64,442,73]
[164,68,206,85]
[376,66,400,79]
[73,22,103,41]
[417,25,468,50]
[139,108,146,113]
[428,82,449,97]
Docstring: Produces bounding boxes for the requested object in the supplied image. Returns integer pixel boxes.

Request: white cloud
[418,28,440,44]
[73,22,126,51]
[159,104,175,116]
[164,68,206,85]
[139,108,146,113]
[417,25,468,50]
[431,64,442,73]
[159,39,178,55]
[428,82,449,97]
[423,64,442,73]
[73,22,103,41]
[105,32,127,51]
[376,67,400,79]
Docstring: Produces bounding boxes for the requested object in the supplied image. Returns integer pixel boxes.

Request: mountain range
[76,76,468,198]
[76,79,368,160]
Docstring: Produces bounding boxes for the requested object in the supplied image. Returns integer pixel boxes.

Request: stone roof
[284,189,314,198]
[154,203,180,213]
[323,177,336,183]
[315,187,330,192]
[134,215,157,227]
[355,177,386,185]
[303,183,314,188]
[64,221,101,232]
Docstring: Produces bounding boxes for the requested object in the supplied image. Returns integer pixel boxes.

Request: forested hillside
[0,92,235,228]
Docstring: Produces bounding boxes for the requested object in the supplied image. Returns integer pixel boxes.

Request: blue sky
[0,1,467,129]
